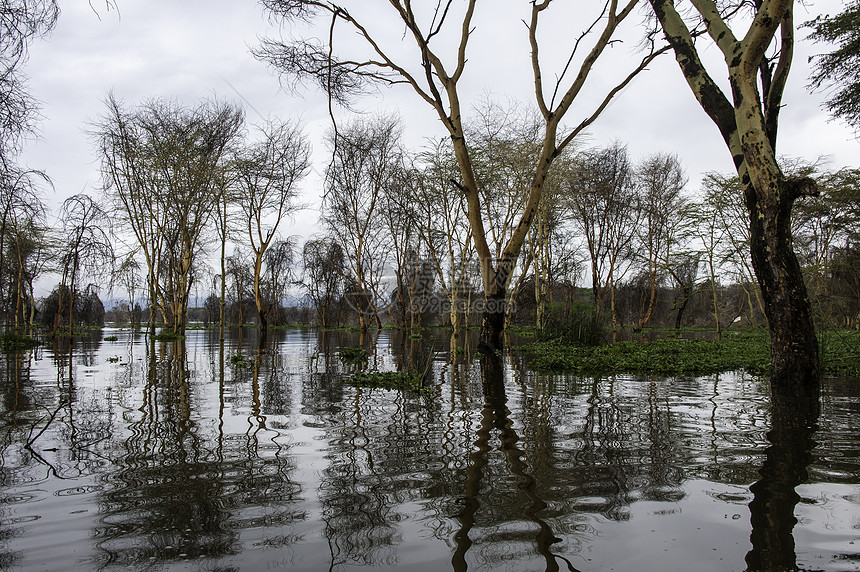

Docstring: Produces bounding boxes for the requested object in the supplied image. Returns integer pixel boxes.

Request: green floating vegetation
[339,347,368,363]
[520,329,860,377]
[344,370,428,392]
[0,333,40,350]
[520,332,771,377]
[505,325,538,338]
[230,353,252,368]
[103,335,118,342]
[820,330,860,376]
[153,331,184,342]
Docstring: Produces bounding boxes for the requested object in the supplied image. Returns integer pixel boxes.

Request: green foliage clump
[153,331,183,342]
[520,331,771,376]
[339,346,368,363]
[230,353,252,368]
[0,333,40,351]
[540,301,603,345]
[344,370,427,392]
[820,330,860,376]
[505,325,537,338]
[103,335,118,342]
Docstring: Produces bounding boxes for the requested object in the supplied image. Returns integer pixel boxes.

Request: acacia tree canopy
[256,0,667,350]
[806,0,860,134]
[97,94,245,335]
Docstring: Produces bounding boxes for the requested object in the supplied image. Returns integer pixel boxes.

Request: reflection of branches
[454,355,571,571]
[94,341,238,568]
[320,388,398,570]
[745,384,820,571]
[24,404,69,479]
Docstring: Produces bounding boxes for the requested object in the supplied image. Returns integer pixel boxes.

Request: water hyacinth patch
[344,370,427,392]
[519,330,860,377]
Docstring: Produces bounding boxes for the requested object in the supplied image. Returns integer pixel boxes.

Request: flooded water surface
[0,328,858,571]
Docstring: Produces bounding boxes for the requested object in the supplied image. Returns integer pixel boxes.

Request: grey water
[0,328,857,571]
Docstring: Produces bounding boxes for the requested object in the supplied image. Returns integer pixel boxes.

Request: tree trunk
[258,310,268,331]
[637,264,658,331]
[745,180,819,384]
[219,224,227,341]
[674,284,692,330]
[479,290,507,352]
[450,297,461,356]
[253,249,268,331]
[647,0,820,385]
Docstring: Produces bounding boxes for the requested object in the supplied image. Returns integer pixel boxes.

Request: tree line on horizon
[2,0,859,384]
[0,98,857,348]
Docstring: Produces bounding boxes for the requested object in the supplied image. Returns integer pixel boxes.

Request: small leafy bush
[0,333,40,350]
[339,347,368,363]
[344,370,427,392]
[154,331,183,342]
[230,353,252,368]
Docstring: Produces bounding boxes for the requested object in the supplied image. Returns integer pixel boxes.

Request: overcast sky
[19,0,858,245]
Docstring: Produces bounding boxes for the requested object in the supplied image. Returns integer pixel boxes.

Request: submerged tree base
[519,330,860,377]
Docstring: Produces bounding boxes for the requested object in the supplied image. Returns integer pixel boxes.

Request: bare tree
[225,248,253,328]
[55,193,114,336]
[256,0,667,350]
[466,100,545,331]
[378,164,422,331]
[211,169,238,339]
[413,140,475,346]
[687,196,727,338]
[322,115,402,330]
[0,164,47,330]
[302,236,345,328]
[263,237,297,326]
[647,0,821,383]
[97,94,244,336]
[233,119,310,331]
[3,194,46,334]
[792,166,860,324]
[700,171,765,323]
[115,253,143,328]
[565,143,640,339]
[524,161,570,334]
[633,152,687,330]
[0,0,58,159]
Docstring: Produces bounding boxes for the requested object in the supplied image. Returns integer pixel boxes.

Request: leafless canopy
[0,0,58,154]
[257,0,669,347]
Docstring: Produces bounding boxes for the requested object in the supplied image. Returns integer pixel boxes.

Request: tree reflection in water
[746,383,820,572]
[0,329,856,570]
[95,339,239,566]
[453,352,572,572]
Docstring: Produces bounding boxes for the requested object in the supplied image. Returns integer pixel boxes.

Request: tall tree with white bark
[647,0,821,383]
